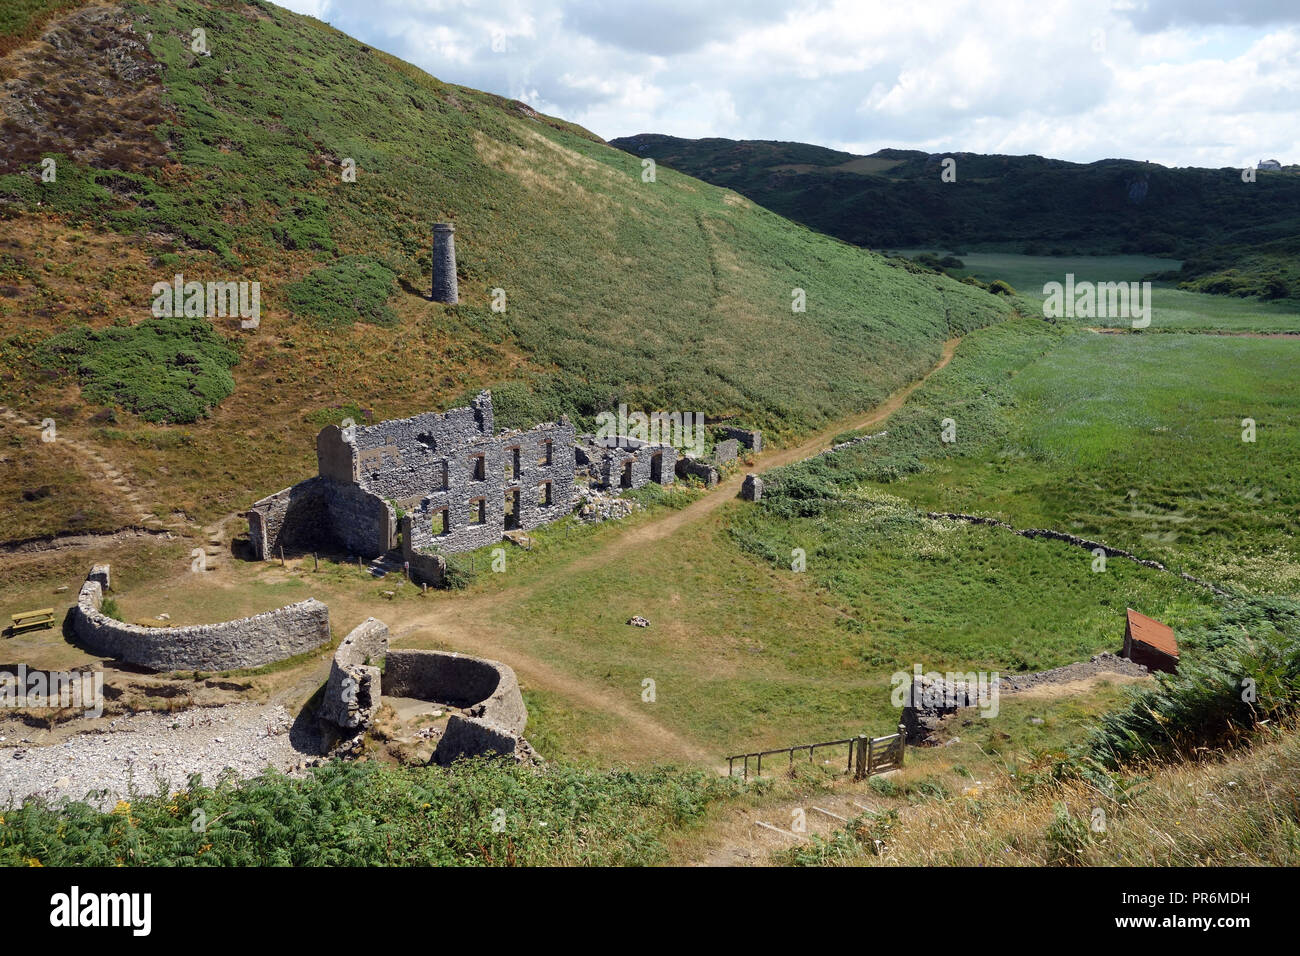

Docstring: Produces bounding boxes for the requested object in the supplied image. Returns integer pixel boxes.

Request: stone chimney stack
[431,222,458,304]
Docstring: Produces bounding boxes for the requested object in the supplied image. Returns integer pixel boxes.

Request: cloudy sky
[278,0,1298,168]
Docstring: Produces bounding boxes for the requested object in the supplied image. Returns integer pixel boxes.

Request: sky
[277,0,1299,168]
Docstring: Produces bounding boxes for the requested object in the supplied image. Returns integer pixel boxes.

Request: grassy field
[761,319,1300,595]
[895,250,1300,332]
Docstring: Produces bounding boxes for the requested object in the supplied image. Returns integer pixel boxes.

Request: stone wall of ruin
[71,565,332,672]
[320,618,389,730]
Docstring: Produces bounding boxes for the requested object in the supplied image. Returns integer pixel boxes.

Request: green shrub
[38,316,239,423]
[0,758,727,866]
[1088,596,1300,768]
[286,256,398,328]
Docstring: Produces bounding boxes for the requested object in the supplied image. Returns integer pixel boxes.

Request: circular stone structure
[320,621,529,765]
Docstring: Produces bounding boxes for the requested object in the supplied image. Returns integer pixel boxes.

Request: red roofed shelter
[1123,608,1179,674]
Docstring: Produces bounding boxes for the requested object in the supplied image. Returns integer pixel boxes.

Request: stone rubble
[0,703,317,811]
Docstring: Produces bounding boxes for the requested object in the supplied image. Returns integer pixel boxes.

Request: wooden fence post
[855,734,867,780]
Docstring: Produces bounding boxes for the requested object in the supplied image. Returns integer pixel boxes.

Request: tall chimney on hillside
[431,222,458,304]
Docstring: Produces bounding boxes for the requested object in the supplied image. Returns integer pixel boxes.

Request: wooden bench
[9,608,55,634]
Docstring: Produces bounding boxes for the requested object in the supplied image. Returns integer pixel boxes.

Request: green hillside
[610,134,1300,276]
[0,0,1009,537]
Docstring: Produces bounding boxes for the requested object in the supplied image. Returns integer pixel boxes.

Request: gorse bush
[38,316,239,423]
[0,758,729,866]
[285,256,398,328]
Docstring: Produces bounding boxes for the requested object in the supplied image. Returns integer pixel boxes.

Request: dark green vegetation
[286,256,399,329]
[1156,235,1300,302]
[1089,595,1300,767]
[611,134,1300,302]
[0,0,1008,532]
[756,319,1300,594]
[38,316,239,423]
[0,759,727,866]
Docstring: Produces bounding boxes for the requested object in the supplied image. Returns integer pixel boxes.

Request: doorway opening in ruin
[620,459,634,489]
[504,489,520,530]
[650,451,664,483]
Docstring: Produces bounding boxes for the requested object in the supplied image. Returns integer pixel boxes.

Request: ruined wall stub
[579,436,675,493]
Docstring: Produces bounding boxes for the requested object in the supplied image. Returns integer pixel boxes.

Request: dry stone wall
[72,565,331,672]
[320,618,389,730]
[318,637,530,764]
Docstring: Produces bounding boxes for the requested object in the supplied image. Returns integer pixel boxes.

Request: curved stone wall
[317,633,529,764]
[320,618,388,729]
[383,649,526,735]
[72,565,332,672]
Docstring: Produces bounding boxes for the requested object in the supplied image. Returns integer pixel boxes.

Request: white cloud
[273,0,1300,167]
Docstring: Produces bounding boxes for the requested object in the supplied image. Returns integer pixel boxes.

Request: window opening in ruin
[417,433,437,452]
[433,509,449,536]
[507,447,520,480]
[621,459,634,489]
[538,439,553,466]
[504,489,520,530]
[469,498,486,525]
[471,454,486,481]
[438,460,449,490]
[539,481,553,507]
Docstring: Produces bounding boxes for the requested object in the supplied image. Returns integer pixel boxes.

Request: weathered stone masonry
[72,565,331,672]
[320,619,530,764]
[247,391,576,564]
[576,435,675,492]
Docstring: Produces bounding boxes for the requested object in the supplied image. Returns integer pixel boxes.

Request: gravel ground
[998,652,1151,693]
[0,703,324,810]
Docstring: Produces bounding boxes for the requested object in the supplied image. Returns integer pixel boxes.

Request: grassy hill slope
[0,0,1008,538]
[610,134,1300,273]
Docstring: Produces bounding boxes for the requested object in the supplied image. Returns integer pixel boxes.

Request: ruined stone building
[247,392,575,560]
[575,435,676,491]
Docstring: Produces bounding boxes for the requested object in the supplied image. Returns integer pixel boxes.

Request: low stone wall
[317,638,530,764]
[712,439,739,466]
[71,565,332,672]
[719,426,762,453]
[436,715,520,765]
[924,511,1230,596]
[675,456,718,487]
[320,618,389,730]
[383,649,526,734]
